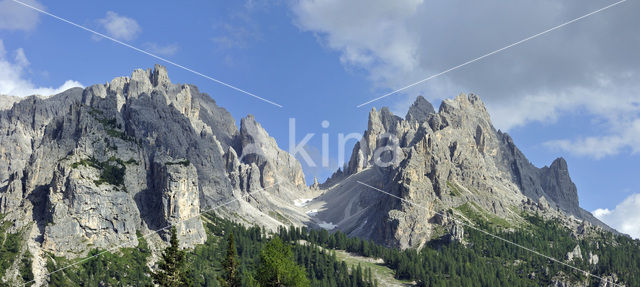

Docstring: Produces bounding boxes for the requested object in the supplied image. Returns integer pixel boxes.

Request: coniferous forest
[28,212,640,287]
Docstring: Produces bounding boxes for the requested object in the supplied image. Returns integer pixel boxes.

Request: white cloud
[0,39,82,97]
[143,42,179,56]
[212,20,261,50]
[14,48,29,66]
[594,193,640,239]
[544,119,640,159]
[292,0,640,159]
[98,11,141,41]
[293,0,423,75]
[0,0,43,31]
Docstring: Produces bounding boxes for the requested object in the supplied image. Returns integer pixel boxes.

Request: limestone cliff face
[0,65,311,284]
[222,114,313,228]
[0,65,618,283]
[43,159,141,255]
[0,95,20,110]
[17,65,239,256]
[237,115,306,191]
[315,94,612,249]
[153,158,205,247]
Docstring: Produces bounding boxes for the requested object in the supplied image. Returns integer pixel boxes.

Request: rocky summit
[311,93,613,249]
[0,66,626,285]
[0,65,317,285]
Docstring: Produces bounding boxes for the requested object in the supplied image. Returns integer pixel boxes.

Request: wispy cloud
[212,22,259,50]
[211,2,273,52]
[0,0,43,31]
[594,193,640,239]
[292,0,640,159]
[143,42,179,56]
[98,11,141,41]
[544,120,640,159]
[0,39,82,97]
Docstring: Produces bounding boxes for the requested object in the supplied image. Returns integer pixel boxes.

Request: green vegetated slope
[46,232,153,286]
[332,250,412,286]
[0,215,29,287]
[39,214,378,287]
[7,211,640,286]
[187,214,380,287]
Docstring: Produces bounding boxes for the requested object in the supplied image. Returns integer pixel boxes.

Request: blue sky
[1,0,638,237]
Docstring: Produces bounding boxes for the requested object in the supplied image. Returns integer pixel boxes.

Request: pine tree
[152,227,191,287]
[219,232,241,287]
[257,237,310,287]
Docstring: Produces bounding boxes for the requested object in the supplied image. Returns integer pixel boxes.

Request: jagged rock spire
[405,95,435,123]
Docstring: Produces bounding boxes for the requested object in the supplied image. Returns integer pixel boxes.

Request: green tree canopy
[152,227,191,287]
[219,232,241,287]
[257,237,310,287]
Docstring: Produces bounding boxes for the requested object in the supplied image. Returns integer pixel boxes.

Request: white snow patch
[317,221,337,230]
[306,209,318,216]
[294,198,312,207]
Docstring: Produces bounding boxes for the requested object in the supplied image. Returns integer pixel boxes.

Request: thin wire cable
[9,0,283,108]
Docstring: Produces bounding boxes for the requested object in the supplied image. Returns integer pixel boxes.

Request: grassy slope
[333,250,414,286]
[298,238,413,286]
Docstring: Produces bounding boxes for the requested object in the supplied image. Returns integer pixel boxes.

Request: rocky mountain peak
[550,157,569,171]
[125,65,180,101]
[0,66,312,266]
[541,157,580,216]
[151,64,170,87]
[239,114,272,150]
[128,64,170,88]
[367,107,402,135]
[438,94,491,122]
[237,114,307,190]
[0,66,621,284]
[405,95,435,123]
[317,93,613,249]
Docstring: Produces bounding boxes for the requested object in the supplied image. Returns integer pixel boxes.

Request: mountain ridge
[311,93,615,249]
[0,65,625,285]
[0,65,317,284]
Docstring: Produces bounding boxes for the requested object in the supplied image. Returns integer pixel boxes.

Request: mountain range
[0,65,632,286]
